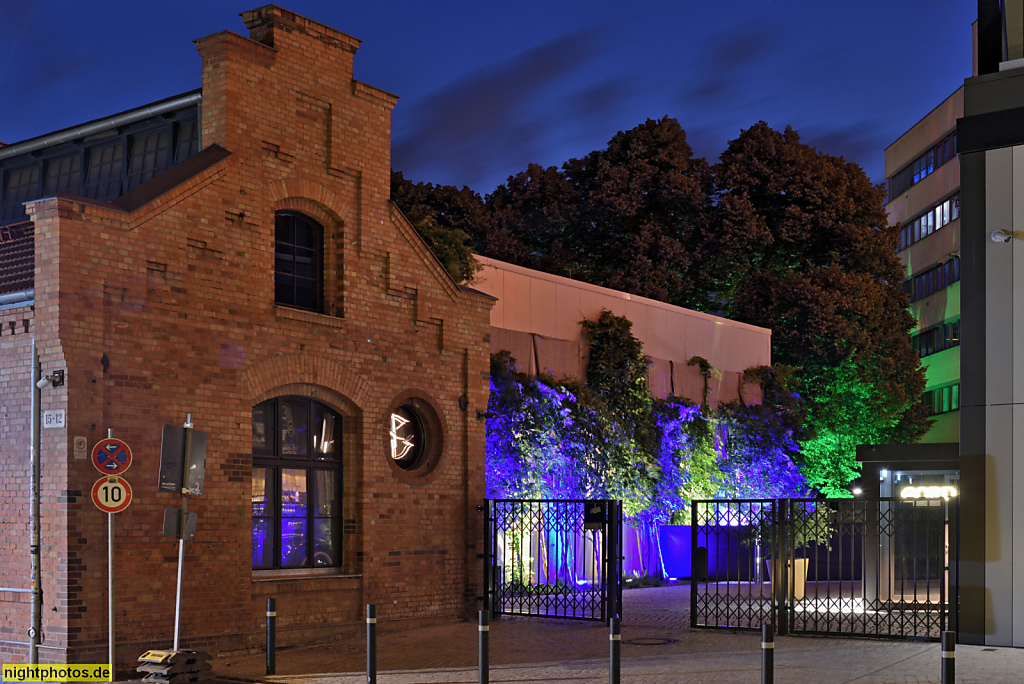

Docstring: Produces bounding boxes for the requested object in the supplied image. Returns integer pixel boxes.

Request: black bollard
[366,604,377,684]
[761,624,774,684]
[266,598,276,676]
[609,616,620,684]
[941,630,954,684]
[479,610,489,684]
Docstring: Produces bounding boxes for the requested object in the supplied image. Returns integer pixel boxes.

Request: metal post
[173,415,192,652]
[29,339,42,664]
[761,624,774,684]
[478,610,489,684]
[941,630,955,684]
[609,616,620,684]
[107,428,114,669]
[266,598,276,675]
[366,604,376,684]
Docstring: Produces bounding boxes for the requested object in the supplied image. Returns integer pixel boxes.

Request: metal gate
[485,499,622,621]
[690,497,957,640]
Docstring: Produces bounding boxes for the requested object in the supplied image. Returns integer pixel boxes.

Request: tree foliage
[394,119,929,496]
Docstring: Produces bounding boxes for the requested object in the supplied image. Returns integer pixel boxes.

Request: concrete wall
[474,255,771,406]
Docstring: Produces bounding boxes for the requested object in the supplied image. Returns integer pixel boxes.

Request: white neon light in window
[390,412,415,460]
[900,485,957,501]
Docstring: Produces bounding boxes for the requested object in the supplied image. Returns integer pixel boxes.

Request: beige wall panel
[919,411,959,443]
[580,287,629,321]
[708,370,741,406]
[1013,147,1024,404]
[739,376,763,406]
[490,327,535,375]
[475,266,505,328]
[986,404,1014,645]
[626,299,649,344]
[529,276,559,339]
[674,363,705,405]
[902,219,961,281]
[922,347,960,388]
[885,86,962,177]
[534,334,582,381]
[643,305,671,361]
[912,282,961,332]
[987,148,1015,406]
[554,283,585,341]
[501,270,534,333]
[648,357,672,400]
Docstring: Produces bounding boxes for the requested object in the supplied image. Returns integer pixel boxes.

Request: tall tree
[708,123,929,495]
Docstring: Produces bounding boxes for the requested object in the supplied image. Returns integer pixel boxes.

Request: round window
[389,405,425,469]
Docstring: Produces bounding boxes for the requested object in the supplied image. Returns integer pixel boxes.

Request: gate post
[482,500,493,618]
[775,499,789,636]
[947,497,959,636]
[605,499,621,624]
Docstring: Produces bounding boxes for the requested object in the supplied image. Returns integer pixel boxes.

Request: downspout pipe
[29,338,42,662]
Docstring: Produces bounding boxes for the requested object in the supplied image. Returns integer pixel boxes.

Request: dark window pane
[313,404,339,460]
[279,399,309,457]
[274,211,322,311]
[314,470,337,517]
[174,120,200,163]
[281,518,308,567]
[313,519,334,566]
[3,166,41,221]
[44,155,81,195]
[252,516,274,568]
[127,130,170,189]
[84,143,123,200]
[252,467,270,517]
[252,400,275,456]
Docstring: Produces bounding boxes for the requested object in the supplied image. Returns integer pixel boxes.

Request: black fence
[485,499,622,621]
[690,497,957,640]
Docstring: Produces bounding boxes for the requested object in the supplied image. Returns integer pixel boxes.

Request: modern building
[0,6,494,666]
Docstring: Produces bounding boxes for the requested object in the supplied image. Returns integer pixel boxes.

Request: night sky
[1,0,975,194]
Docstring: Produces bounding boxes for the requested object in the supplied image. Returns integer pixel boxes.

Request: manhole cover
[625,637,677,646]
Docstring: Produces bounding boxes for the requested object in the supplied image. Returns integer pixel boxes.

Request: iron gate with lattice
[690,497,957,640]
[485,499,622,621]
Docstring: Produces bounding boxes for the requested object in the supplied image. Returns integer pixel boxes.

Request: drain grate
[624,637,677,646]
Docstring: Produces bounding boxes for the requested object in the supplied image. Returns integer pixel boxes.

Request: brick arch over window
[242,354,372,410]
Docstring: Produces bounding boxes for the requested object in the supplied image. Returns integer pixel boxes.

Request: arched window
[274,211,323,312]
[252,397,341,569]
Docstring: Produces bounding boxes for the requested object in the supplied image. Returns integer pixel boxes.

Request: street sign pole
[107,428,115,670]
[173,414,192,652]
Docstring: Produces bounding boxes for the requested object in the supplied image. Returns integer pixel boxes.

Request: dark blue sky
[1,0,974,193]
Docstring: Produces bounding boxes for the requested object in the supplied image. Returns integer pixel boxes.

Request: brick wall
[0,306,33,660]
[3,6,492,666]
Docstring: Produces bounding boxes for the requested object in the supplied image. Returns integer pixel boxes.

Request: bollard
[941,630,954,684]
[366,604,377,684]
[266,598,276,676]
[479,610,489,684]
[609,616,620,684]
[761,624,774,684]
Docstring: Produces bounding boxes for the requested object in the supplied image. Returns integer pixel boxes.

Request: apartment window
[252,397,342,569]
[903,257,960,303]
[912,319,960,358]
[275,211,323,312]
[922,384,960,415]
[888,132,957,200]
[899,194,959,251]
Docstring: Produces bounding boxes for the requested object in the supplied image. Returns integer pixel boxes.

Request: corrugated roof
[0,221,33,295]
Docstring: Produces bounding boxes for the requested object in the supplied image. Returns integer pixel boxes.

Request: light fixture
[36,370,64,389]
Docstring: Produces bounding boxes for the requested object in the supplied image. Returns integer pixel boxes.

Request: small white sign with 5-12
[43,410,66,429]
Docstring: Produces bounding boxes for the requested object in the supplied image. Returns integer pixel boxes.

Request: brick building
[0,5,493,666]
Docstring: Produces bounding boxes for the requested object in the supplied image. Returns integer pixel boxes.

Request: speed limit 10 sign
[91,476,133,514]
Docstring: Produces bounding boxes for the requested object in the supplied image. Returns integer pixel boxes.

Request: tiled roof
[0,221,33,295]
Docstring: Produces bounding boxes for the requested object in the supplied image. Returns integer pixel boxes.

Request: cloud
[681,22,777,106]
[392,29,610,189]
[800,121,888,182]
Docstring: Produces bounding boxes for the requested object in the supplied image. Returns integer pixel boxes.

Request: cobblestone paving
[118,584,1024,683]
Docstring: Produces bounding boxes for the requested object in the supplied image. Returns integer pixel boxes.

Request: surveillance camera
[36,377,52,389]
[991,229,1013,243]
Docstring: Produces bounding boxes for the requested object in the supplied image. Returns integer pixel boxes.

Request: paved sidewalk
[121,585,1024,683]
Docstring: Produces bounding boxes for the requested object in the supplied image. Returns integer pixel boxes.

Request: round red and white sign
[91,476,133,514]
